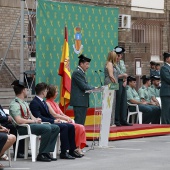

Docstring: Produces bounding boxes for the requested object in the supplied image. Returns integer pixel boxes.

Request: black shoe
[60,152,75,159]
[85,144,89,147]
[121,122,133,126]
[115,123,122,126]
[37,154,51,162]
[17,153,32,158]
[69,150,83,158]
[43,153,57,161]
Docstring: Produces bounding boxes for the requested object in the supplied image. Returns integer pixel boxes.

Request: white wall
[131,0,164,13]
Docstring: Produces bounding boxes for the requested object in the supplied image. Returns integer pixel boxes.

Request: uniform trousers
[130,104,161,124]
[115,80,128,124]
[17,124,59,154]
[161,97,170,124]
[73,106,87,125]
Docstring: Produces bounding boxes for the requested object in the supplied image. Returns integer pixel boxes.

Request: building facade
[0,0,170,88]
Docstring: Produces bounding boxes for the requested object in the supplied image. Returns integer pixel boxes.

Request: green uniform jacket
[126,85,140,102]
[148,85,160,98]
[70,66,95,107]
[160,63,170,96]
[138,85,152,102]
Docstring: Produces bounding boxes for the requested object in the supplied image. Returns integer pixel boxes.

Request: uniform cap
[151,75,160,80]
[140,75,150,80]
[11,80,27,88]
[150,61,156,65]
[127,76,136,82]
[78,54,91,62]
[113,46,125,54]
[163,52,170,60]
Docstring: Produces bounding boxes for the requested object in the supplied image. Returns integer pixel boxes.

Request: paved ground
[1,135,170,170]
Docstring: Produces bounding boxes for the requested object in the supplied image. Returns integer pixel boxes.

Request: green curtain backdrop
[36,0,118,107]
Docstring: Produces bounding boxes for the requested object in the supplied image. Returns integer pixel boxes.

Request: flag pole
[64,98,66,114]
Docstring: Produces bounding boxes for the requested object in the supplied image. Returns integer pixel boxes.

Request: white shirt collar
[78,66,85,73]
[36,95,43,102]
[166,62,170,67]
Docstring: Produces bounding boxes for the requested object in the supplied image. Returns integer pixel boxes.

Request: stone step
[0,95,35,108]
[0,88,15,96]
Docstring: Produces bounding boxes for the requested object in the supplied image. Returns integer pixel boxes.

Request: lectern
[86,85,115,147]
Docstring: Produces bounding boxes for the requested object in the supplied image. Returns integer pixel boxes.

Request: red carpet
[66,109,170,141]
[85,124,170,141]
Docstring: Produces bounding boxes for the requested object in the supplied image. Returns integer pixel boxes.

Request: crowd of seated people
[0,80,86,167]
[127,75,161,124]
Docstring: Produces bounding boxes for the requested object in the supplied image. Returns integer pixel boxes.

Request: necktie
[42,100,48,112]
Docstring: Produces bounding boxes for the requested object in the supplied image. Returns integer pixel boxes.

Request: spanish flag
[58,27,71,112]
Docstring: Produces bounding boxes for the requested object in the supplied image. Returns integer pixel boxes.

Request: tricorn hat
[141,75,150,80]
[150,61,156,65]
[11,80,27,88]
[151,75,160,80]
[163,52,170,61]
[78,54,91,62]
[127,76,136,82]
[113,46,125,54]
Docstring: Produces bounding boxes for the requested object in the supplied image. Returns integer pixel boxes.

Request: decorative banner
[36,0,118,107]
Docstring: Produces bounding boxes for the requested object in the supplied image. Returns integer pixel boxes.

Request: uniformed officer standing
[160,52,170,124]
[113,46,132,126]
[9,80,59,162]
[138,75,161,123]
[70,54,95,125]
[127,76,160,124]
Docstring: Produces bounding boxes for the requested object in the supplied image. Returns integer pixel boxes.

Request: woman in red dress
[46,85,86,155]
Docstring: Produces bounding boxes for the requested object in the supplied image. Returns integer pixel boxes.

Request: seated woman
[0,125,16,168]
[46,85,86,155]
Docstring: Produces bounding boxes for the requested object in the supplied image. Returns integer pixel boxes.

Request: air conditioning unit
[119,14,131,29]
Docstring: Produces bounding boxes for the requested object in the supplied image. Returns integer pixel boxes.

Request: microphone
[95,70,103,86]
[99,69,104,73]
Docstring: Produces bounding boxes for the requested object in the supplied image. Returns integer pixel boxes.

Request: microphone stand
[95,70,103,86]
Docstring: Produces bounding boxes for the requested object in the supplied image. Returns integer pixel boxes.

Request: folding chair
[11,117,39,162]
[127,102,143,124]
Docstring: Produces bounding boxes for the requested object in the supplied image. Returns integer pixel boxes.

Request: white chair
[11,118,39,162]
[4,109,37,162]
[52,133,60,158]
[127,102,143,124]
[156,97,162,124]
[5,109,59,161]
[156,97,161,108]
